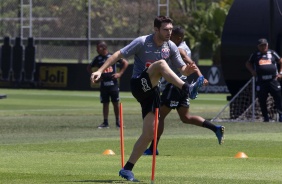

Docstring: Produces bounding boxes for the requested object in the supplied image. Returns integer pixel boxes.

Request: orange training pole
[151,108,159,184]
[119,102,125,168]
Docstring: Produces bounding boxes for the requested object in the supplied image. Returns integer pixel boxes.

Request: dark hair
[154,16,173,29]
[97,41,107,49]
[172,26,185,38]
[257,38,268,46]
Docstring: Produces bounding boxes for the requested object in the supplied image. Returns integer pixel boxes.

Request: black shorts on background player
[100,89,119,103]
[161,83,189,109]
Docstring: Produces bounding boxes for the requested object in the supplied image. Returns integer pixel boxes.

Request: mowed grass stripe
[0,137,282,183]
[0,89,282,183]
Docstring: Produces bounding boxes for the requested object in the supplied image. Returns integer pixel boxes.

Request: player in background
[144,26,225,155]
[87,41,128,128]
[246,38,282,122]
[91,16,203,182]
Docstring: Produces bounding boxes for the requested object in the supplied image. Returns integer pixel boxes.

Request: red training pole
[119,102,125,168]
[151,108,159,184]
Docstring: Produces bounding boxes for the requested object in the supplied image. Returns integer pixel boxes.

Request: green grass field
[0,89,282,184]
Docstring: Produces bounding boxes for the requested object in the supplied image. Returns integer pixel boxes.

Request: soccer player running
[144,26,225,156]
[90,16,203,182]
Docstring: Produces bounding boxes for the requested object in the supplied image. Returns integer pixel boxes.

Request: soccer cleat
[189,76,204,99]
[116,123,120,128]
[97,123,109,129]
[119,169,139,182]
[116,123,126,128]
[143,148,159,155]
[215,126,225,145]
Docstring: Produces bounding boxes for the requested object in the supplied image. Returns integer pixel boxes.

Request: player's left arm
[272,50,282,80]
[276,57,282,80]
[112,58,129,79]
[278,58,282,73]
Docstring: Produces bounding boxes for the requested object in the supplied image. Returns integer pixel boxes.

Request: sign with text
[39,66,68,87]
[0,64,229,93]
[188,66,229,93]
[200,66,229,93]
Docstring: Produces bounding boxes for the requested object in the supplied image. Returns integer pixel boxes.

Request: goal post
[211,77,278,122]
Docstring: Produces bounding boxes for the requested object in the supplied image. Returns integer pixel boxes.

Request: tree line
[0,0,234,65]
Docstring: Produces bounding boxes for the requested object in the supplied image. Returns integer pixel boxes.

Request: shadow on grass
[71,180,123,183]
[69,179,146,183]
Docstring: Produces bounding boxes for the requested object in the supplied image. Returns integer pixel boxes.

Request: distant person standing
[87,41,128,128]
[246,38,282,122]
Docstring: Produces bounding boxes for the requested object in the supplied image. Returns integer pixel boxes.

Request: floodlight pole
[20,0,33,38]
[157,0,169,16]
[87,0,91,63]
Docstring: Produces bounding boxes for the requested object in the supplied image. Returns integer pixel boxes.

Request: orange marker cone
[234,152,248,158]
[103,149,115,155]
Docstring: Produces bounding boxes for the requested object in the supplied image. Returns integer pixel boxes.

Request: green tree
[170,0,234,65]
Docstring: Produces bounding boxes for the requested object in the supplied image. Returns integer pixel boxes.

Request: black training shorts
[161,83,190,109]
[130,69,160,119]
[100,89,119,103]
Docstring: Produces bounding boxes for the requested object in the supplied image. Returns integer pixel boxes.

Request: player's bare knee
[157,59,168,68]
[150,59,166,69]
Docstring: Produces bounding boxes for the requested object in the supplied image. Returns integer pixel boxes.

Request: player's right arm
[179,48,209,86]
[91,50,123,83]
[245,54,257,77]
[179,48,199,76]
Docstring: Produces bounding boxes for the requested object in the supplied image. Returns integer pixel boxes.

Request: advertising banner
[198,66,229,93]
[0,63,229,93]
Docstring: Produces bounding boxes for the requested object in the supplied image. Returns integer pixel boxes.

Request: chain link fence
[0,0,163,64]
